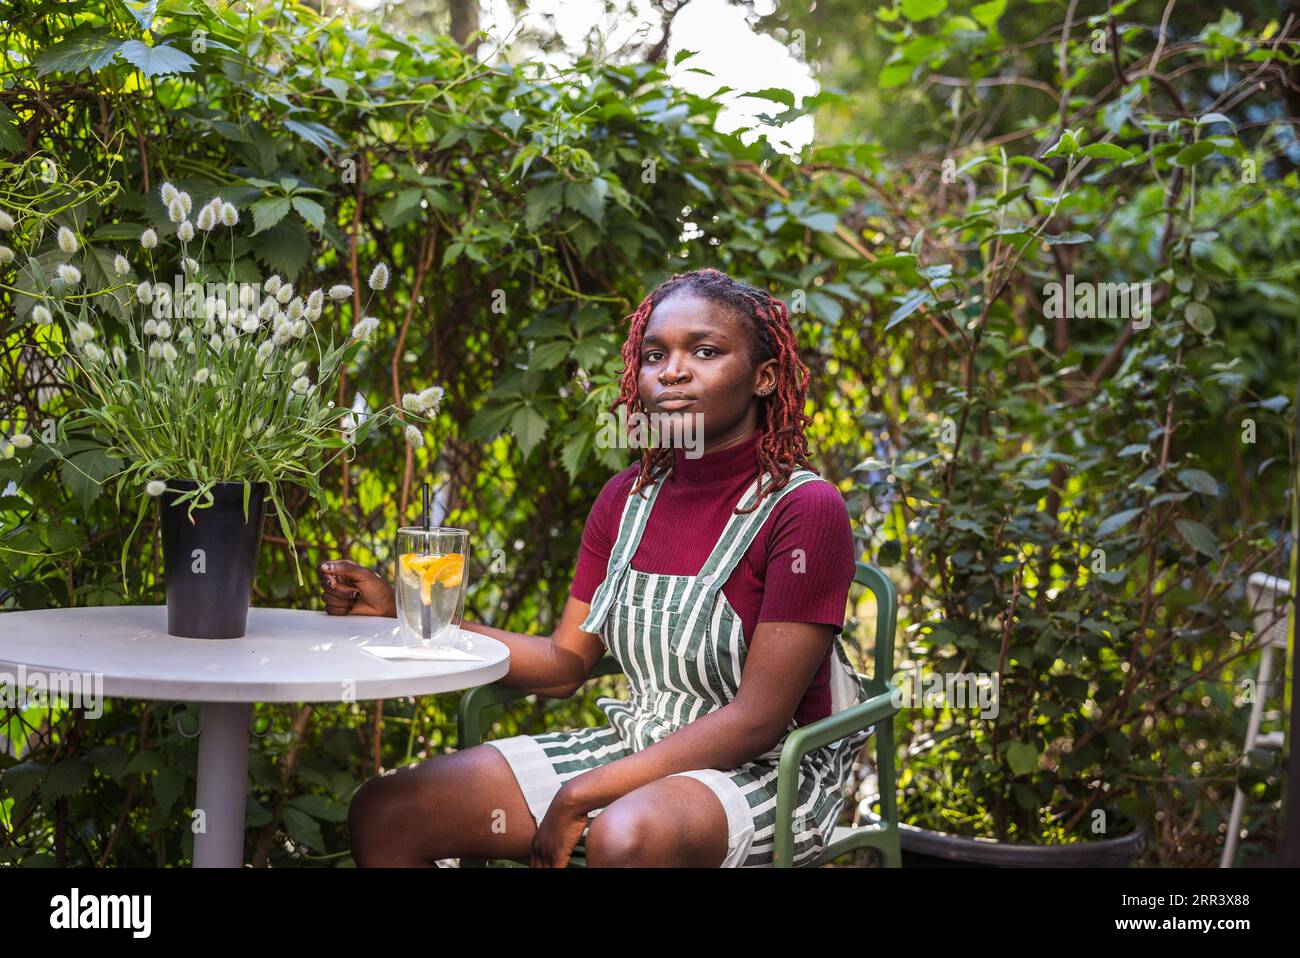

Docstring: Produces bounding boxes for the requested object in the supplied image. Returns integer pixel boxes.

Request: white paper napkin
[360,644,484,662]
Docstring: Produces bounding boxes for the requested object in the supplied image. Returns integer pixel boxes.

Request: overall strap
[669,468,824,644]
[578,466,669,634]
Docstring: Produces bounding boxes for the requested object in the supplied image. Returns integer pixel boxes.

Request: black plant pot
[898,815,1147,867]
[159,479,269,639]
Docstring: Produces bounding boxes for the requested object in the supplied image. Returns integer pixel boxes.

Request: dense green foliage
[1,0,1296,867]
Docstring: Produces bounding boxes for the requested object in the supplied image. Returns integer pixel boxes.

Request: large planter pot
[159,479,269,639]
[898,815,1147,867]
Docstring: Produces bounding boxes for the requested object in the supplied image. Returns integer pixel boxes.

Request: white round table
[0,605,509,867]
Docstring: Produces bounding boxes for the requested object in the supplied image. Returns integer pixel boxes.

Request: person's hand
[318,559,396,617]
[531,785,592,868]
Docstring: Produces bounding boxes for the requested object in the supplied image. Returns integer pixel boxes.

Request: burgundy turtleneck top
[570,431,856,726]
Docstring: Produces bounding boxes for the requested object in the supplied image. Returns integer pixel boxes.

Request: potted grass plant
[4,175,440,639]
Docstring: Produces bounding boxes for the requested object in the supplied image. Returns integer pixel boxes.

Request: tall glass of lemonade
[395,527,469,648]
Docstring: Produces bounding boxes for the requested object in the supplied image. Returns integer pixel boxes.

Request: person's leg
[347,744,536,867]
[583,772,751,867]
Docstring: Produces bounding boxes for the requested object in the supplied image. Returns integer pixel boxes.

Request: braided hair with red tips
[614,268,815,514]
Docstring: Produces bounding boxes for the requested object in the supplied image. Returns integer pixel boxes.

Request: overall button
[701,572,717,585]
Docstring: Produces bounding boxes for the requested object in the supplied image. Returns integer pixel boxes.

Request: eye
[696,346,718,358]
[643,349,664,363]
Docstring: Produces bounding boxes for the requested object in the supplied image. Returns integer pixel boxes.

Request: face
[636,292,777,450]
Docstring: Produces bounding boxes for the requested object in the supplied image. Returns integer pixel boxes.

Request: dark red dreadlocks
[614,268,815,515]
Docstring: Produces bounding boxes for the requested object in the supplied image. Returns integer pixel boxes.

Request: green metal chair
[456,561,901,868]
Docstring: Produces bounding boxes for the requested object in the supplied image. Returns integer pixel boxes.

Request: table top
[0,605,509,703]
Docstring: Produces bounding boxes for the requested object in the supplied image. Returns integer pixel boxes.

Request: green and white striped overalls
[485,465,873,867]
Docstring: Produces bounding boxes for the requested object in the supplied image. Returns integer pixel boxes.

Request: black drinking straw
[421,482,432,641]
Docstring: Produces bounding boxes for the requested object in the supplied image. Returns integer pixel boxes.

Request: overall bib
[485,465,873,867]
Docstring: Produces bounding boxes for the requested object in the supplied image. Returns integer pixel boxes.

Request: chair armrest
[772,686,900,867]
[457,652,623,749]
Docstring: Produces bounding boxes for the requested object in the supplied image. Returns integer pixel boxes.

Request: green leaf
[971,0,1005,27]
[885,288,931,330]
[1172,140,1216,167]
[1006,741,1038,776]
[529,340,571,371]
[564,179,609,224]
[1044,231,1093,245]
[282,806,324,851]
[291,196,326,231]
[116,40,197,78]
[749,87,796,107]
[1184,301,1215,335]
[1079,143,1133,161]
[798,211,838,233]
[1,762,47,804]
[34,31,123,76]
[251,196,291,235]
[40,758,91,802]
[901,0,947,21]
[378,187,425,227]
[560,433,591,481]
[1097,508,1143,537]
[250,219,311,278]
[1175,518,1220,562]
[282,119,348,155]
[286,794,349,822]
[509,405,548,457]
[59,447,122,512]
[1176,468,1218,496]
[524,182,565,231]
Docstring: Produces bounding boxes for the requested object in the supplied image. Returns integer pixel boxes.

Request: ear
[754,358,778,398]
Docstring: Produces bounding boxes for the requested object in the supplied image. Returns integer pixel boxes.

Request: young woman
[319,268,872,868]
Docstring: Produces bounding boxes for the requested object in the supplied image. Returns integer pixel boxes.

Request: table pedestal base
[193,702,252,868]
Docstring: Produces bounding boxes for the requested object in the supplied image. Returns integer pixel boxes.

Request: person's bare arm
[459,594,606,697]
[553,620,834,815]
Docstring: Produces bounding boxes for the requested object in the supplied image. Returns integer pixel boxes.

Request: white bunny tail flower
[256,339,275,363]
[112,345,127,367]
[177,220,195,243]
[291,375,311,395]
[239,284,257,308]
[291,318,307,339]
[221,202,239,227]
[146,479,167,497]
[305,304,322,322]
[178,191,193,215]
[328,283,353,301]
[257,298,277,321]
[177,325,193,341]
[161,342,178,363]
[57,263,81,286]
[291,360,308,377]
[286,297,303,320]
[275,284,293,304]
[182,257,199,275]
[136,281,153,303]
[240,314,259,333]
[196,205,217,231]
[0,210,14,230]
[168,198,186,224]
[273,326,293,347]
[193,367,210,384]
[32,305,53,325]
[208,333,222,352]
[404,424,424,449]
[73,320,95,342]
[223,323,239,341]
[402,392,424,413]
[352,315,379,340]
[155,320,173,339]
[264,274,282,295]
[368,263,389,291]
[0,245,13,264]
[82,342,106,364]
[306,289,324,311]
[147,341,161,358]
[160,182,178,206]
[11,433,32,449]
[418,385,444,413]
[57,226,78,254]
[143,318,158,336]
[114,253,131,276]
[140,227,158,249]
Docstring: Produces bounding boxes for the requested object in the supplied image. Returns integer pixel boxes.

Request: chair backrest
[851,562,898,697]
[1246,572,1291,650]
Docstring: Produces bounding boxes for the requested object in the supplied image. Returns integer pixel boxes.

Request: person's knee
[584,803,661,867]
[347,767,431,866]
